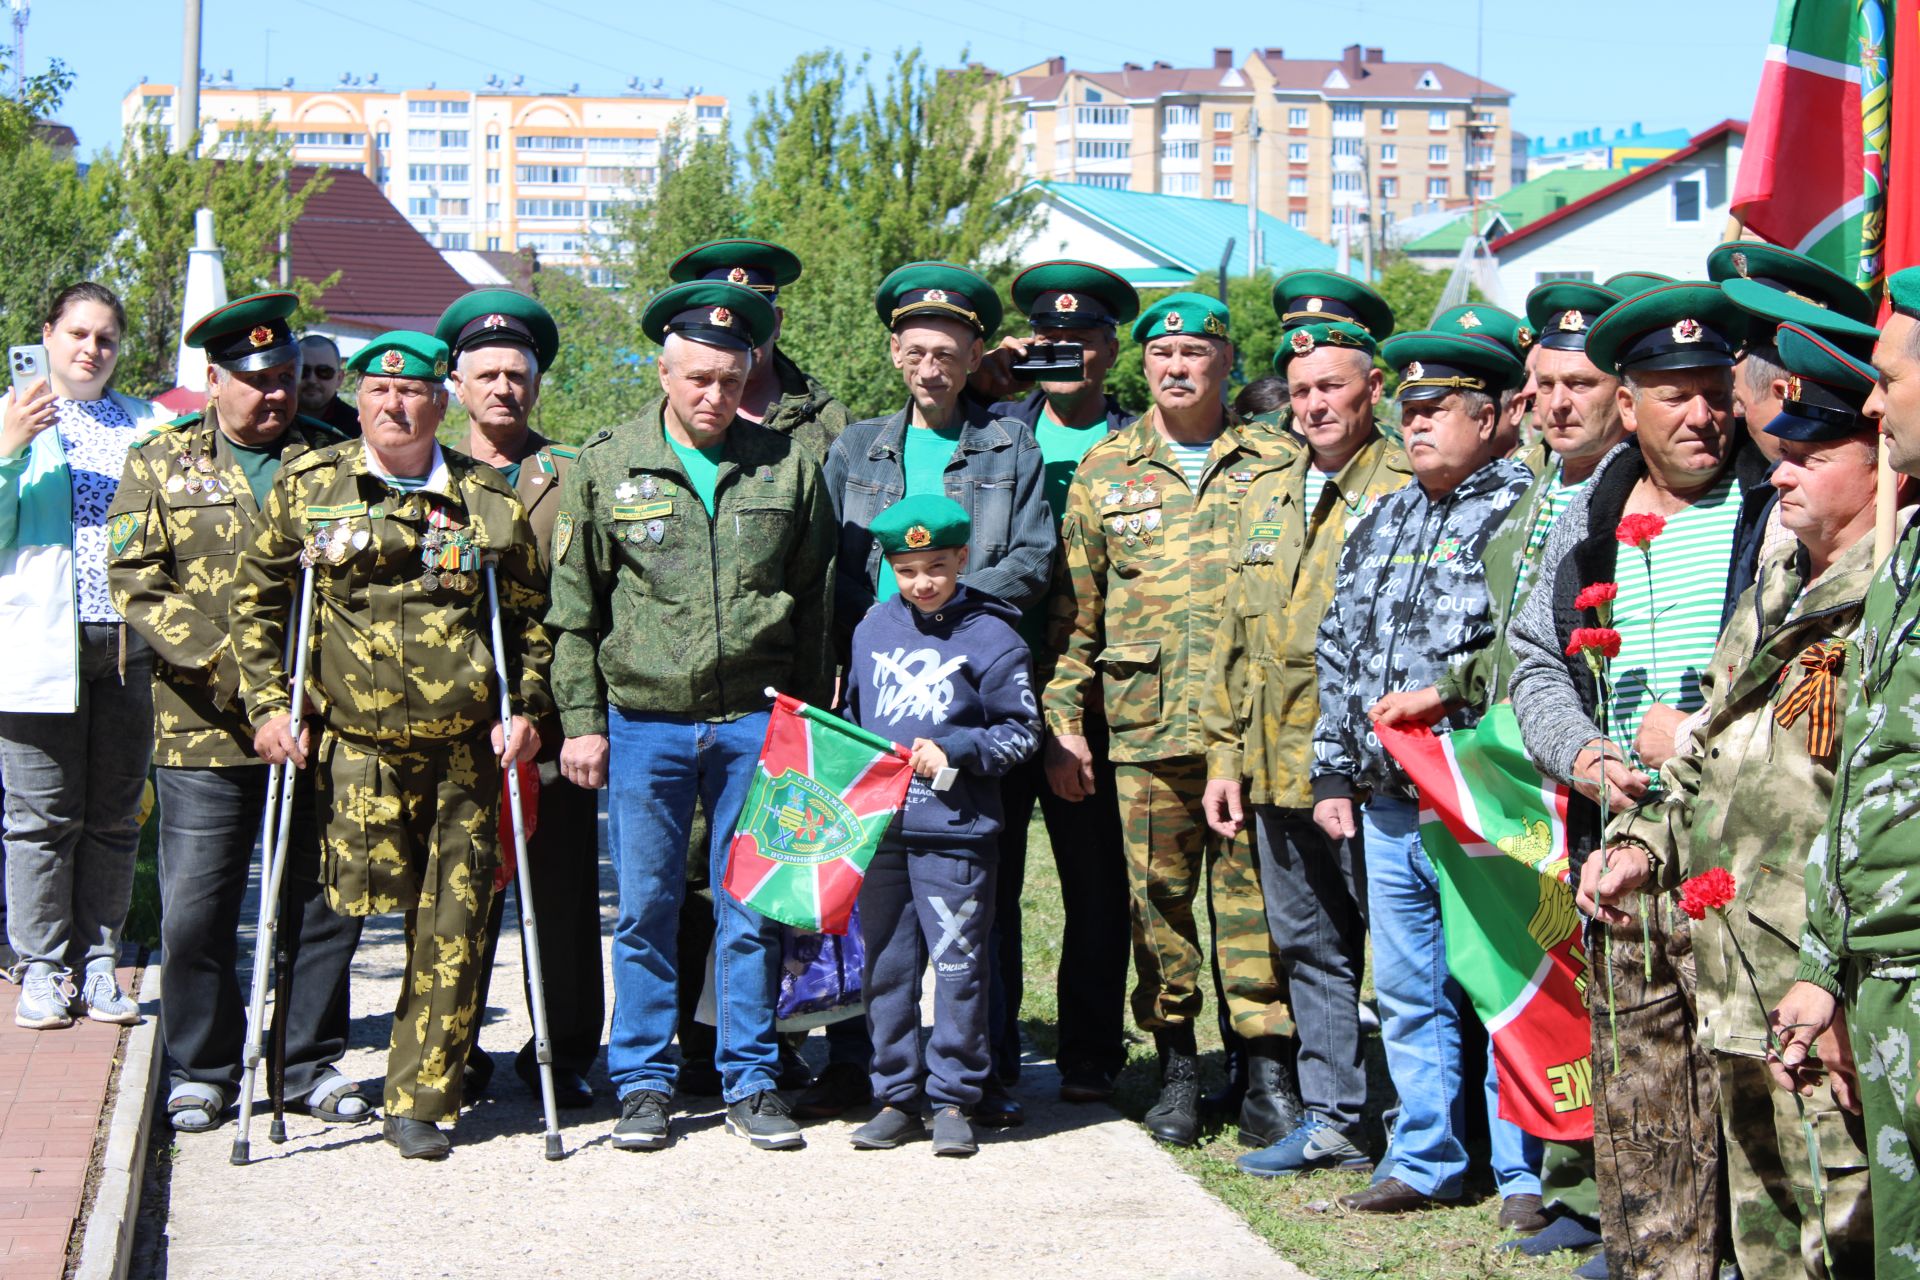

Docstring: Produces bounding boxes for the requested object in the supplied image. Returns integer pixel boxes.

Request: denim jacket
[823,398,1054,636]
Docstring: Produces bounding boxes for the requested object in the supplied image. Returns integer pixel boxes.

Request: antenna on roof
[368,72,378,85]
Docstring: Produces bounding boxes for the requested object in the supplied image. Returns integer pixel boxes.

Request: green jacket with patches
[1610,534,1875,1056]
[1043,408,1296,763]
[1202,431,1412,806]
[545,401,836,737]
[231,438,552,751]
[106,411,342,768]
[755,348,850,464]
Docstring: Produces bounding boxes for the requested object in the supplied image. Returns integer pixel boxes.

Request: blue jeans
[1362,794,1542,1199]
[605,707,777,1103]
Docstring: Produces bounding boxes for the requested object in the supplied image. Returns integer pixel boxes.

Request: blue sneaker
[1235,1118,1372,1177]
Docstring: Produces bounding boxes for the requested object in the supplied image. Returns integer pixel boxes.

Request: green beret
[1271,269,1394,340]
[1273,321,1375,373]
[1431,304,1533,361]
[435,289,560,370]
[872,494,971,556]
[875,262,1002,336]
[1890,267,1920,323]
[1133,291,1232,343]
[1706,241,1874,324]
[185,291,300,373]
[640,280,775,352]
[1602,271,1675,295]
[1526,281,1622,353]
[1010,260,1141,328]
[668,238,803,298]
[1768,320,1879,442]
[346,330,450,381]
[1722,275,1879,355]
[1379,331,1524,401]
[1583,282,1748,377]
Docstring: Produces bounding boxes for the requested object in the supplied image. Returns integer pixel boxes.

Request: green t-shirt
[667,431,727,516]
[1019,405,1108,645]
[498,460,523,488]
[225,434,291,506]
[878,421,965,602]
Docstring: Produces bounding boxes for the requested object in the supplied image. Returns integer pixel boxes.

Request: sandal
[291,1070,376,1124]
[167,1081,227,1133]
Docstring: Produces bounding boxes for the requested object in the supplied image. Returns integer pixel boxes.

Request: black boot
[1201,1016,1247,1117]
[1143,1026,1201,1147]
[1238,1035,1304,1147]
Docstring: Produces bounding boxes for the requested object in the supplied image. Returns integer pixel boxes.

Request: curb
[73,960,164,1280]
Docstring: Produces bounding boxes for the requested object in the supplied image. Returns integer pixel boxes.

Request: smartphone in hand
[8,345,49,396]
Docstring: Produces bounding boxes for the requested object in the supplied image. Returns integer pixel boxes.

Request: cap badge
[1559,310,1586,333]
[1672,318,1703,343]
[248,325,275,349]
[1457,310,1482,330]
[1289,330,1316,355]
[1163,310,1184,332]
[379,349,406,374]
[1056,292,1079,313]
[1786,374,1804,402]
[1406,360,1426,380]
[727,266,749,285]
[1306,297,1325,313]
[710,306,734,328]
[1202,312,1228,338]
[904,524,932,550]
[483,313,507,330]
[433,358,449,378]
[1732,251,1750,279]
[923,288,949,304]
[1516,326,1535,350]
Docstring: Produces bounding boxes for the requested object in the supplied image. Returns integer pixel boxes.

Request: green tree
[526,264,653,443]
[605,123,746,299]
[0,140,116,351]
[0,52,73,153]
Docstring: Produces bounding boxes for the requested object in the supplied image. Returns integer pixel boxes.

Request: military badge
[380,349,406,374]
[1516,326,1535,350]
[166,474,187,494]
[1109,515,1126,536]
[1457,311,1482,330]
[483,313,507,331]
[1405,361,1425,381]
[1786,374,1804,402]
[1142,509,1160,530]
[433,358,449,378]
[1104,486,1123,506]
[1056,292,1079,313]
[710,307,733,328]
[351,528,371,550]
[904,524,933,549]
[1558,310,1586,333]
[1163,311,1184,332]
[248,325,275,349]
[1202,313,1228,338]
[1125,515,1141,534]
[924,288,949,304]
[728,267,749,285]
[553,510,575,563]
[639,476,659,500]
[1732,251,1749,278]
[1305,297,1325,313]
[1289,330,1316,355]
[108,512,139,556]
[1139,483,1158,505]
[1672,318,1703,343]
[645,520,665,543]
[615,481,638,502]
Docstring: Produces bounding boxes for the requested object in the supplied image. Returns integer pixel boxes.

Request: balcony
[1469,114,1499,135]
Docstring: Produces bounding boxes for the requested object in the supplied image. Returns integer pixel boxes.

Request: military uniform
[232,339,552,1129]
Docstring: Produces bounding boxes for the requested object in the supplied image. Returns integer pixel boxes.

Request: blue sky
[26,0,1769,159]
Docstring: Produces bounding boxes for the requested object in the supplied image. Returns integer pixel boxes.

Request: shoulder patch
[553,509,575,563]
[108,512,140,557]
[545,443,580,460]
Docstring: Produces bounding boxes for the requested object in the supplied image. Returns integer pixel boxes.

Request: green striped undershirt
[1166,440,1211,492]
[1302,465,1335,514]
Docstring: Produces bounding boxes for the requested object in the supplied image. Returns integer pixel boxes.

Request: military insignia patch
[924,288,949,304]
[1558,310,1586,333]
[645,519,665,543]
[433,358,449,378]
[553,510,575,563]
[108,512,139,557]
[615,480,638,502]
[1306,297,1325,313]
[1786,374,1804,402]
[1516,326,1535,349]
[1732,251,1750,278]
[1672,318,1702,343]
[1458,310,1482,330]
[248,325,275,349]
[904,524,933,549]
[710,307,734,328]
[1056,292,1079,312]
[1164,311,1184,332]
[728,266,749,285]
[1406,360,1425,381]
[483,313,507,330]
[1202,313,1228,338]
[1289,330,1316,355]
[380,349,406,374]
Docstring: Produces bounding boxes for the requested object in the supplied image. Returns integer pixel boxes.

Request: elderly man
[548,280,835,1154]
[1773,266,1920,1276]
[1506,283,1770,1276]
[810,262,1053,1125]
[294,333,358,437]
[1431,304,1537,461]
[233,330,549,1160]
[106,292,366,1133]
[1201,318,1408,1177]
[430,290,602,1112]
[1585,316,1882,1280]
[1047,292,1295,1147]
[1312,331,1538,1215]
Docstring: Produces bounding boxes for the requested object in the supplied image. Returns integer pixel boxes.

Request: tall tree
[605,123,747,298]
[0,140,115,351]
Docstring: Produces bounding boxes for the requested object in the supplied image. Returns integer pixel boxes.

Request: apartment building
[120,78,726,277]
[1002,45,1513,251]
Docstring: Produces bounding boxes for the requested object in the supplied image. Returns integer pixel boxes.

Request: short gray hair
[455,342,540,380]
[1740,342,1786,397]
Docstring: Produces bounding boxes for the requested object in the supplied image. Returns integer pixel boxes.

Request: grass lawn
[1015,818,1573,1280]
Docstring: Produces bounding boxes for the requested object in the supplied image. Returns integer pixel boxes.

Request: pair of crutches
[229,558,565,1163]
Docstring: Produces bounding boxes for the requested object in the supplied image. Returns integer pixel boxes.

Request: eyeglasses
[301,365,339,380]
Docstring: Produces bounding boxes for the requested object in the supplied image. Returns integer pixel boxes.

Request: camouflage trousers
[1113,757,1286,1037]
[1717,1052,1872,1280]
[1847,970,1920,1278]
[1588,903,1724,1280]
[316,734,499,1124]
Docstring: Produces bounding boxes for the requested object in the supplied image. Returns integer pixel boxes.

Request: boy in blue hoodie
[843,495,1041,1157]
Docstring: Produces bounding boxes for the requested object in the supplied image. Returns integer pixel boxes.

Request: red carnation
[1678,867,1737,921]
[1616,513,1667,549]
[1564,626,1622,660]
[1574,582,1618,612]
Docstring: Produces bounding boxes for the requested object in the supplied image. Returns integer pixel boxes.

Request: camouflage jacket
[498,431,578,575]
[1202,431,1412,807]
[1313,458,1532,801]
[232,439,552,751]
[106,411,343,768]
[545,401,836,737]
[1043,407,1297,763]
[1612,534,1875,1056]
[754,348,850,464]
[1799,511,1920,996]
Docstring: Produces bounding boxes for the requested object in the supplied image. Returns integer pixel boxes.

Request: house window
[486,236,501,251]
[487,168,500,185]
[1332,207,1348,225]
[1160,173,1199,196]
[407,197,434,216]
[1536,271,1596,284]
[1288,210,1307,229]
[1288,142,1308,163]
[516,165,581,184]
[1380,143,1397,163]
[1076,139,1130,160]
[1024,110,1036,132]
[1332,138,1360,157]
[375,166,390,184]
[409,164,436,182]
[1288,107,1308,128]
[1085,88,1104,103]
[1213,178,1232,198]
[1287,176,1307,196]
[486,134,501,151]
[1332,103,1362,123]
[1162,140,1199,160]
[1333,172,1362,192]
[439,198,469,216]
[516,199,587,218]
[438,232,471,250]
[437,131,468,148]
[1428,177,1449,197]
[1076,172,1129,189]
[1380,108,1398,129]
[375,132,390,149]
[1213,144,1232,164]
[1380,176,1398,198]
[1076,105,1130,127]
[518,135,585,151]
[1429,144,1448,164]
[1213,111,1231,131]
[1672,176,1702,222]
[486,202,499,220]
[1165,104,1199,127]
[1471,179,1493,198]
[696,104,724,121]
[1429,110,1449,129]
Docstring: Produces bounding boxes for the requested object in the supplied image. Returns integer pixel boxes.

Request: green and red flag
[1732,0,1892,291]
[1379,708,1594,1142]
[723,693,913,934]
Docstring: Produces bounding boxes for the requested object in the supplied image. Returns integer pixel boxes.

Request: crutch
[482,557,564,1161]
[232,563,317,1166]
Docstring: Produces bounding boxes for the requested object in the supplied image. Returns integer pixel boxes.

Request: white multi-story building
[121,78,727,277]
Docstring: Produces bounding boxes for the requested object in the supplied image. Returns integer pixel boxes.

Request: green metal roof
[1026,180,1335,286]
[1403,169,1630,255]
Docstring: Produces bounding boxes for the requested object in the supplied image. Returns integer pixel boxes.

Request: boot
[1201,1020,1247,1117]
[1143,1026,1201,1147]
[1238,1035,1304,1147]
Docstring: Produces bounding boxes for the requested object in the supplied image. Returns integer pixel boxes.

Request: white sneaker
[81,970,139,1025]
[15,966,75,1029]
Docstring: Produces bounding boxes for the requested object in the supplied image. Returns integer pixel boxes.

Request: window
[585,267,618,287]
[1380,176,1398,198]
[486,134,501,151]
[589,136,658,158]
[375,132,390,149]
[1165,104,1199,127]
[516,165,581,184]
[1288,142,1308,163]
[375,166,390,184]
[1084,88,1103,103]
[439,198,469,216]
[517,231,588,252]
[1287,176,1307,196]
[1536,271,1595,285]
[588,199,621,219]
[408,101,440,116]
[486,202,499,220]
[1380,143,1397,163]
[1076,105,1130,127]
[1077,139,1131,160]
[516,198,586,218]
[696,104,725,121]
[1380,108,1398,129]
[437,232,471,250]
[440,164,469,183]
[1428,109,1449,129]
[1213,144,1232,165]
[487,236,502,251]
[486,168,500,185]
[1428,144,1448,164]
[406,197,434,216]
[1332,172,1362,192]
[1288,210,1307,229]
[1332,207,1348,225]
[1160,173,1199,196]
[1076,172,1129,189]
[1288,107,1308,128]
[409,164,437,182]
[1332,138,1360,158]
[517,135,584,151]
[410,130,443,148]
[1672,176,1702,222]
[1213,178,1232,198]
[1471,179,1493,198]
[437,130,468,148]
[293,131,364,148]
[1469,145,1494,167]
[1161,140,1199,160]
[1332,103,1362,123]
[1024,110,1037,132]
[1428,177,1449,197]
[1213,111,1231,131]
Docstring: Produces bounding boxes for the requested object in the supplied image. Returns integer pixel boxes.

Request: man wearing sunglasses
[297,333,359,437]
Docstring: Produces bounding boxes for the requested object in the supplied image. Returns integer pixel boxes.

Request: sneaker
[792,1061,871,1119]
[725,1089,805,1150]
[849,1106,924,1150]
[931,1106,976,1158]
[81,970,140,1025]
[1235,1118,1372,1178]
[15,966,75,1030]
[612,1089,671,1151]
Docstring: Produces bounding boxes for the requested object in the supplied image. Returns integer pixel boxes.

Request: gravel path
[147,844,1309,1280]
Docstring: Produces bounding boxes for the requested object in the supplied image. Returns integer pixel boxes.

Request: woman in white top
[0,283,167,1029]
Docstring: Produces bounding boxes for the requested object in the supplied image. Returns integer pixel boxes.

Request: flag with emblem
[723,693,914,933]
[1731,0,1891,288]
[1378,709,1594,1142]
